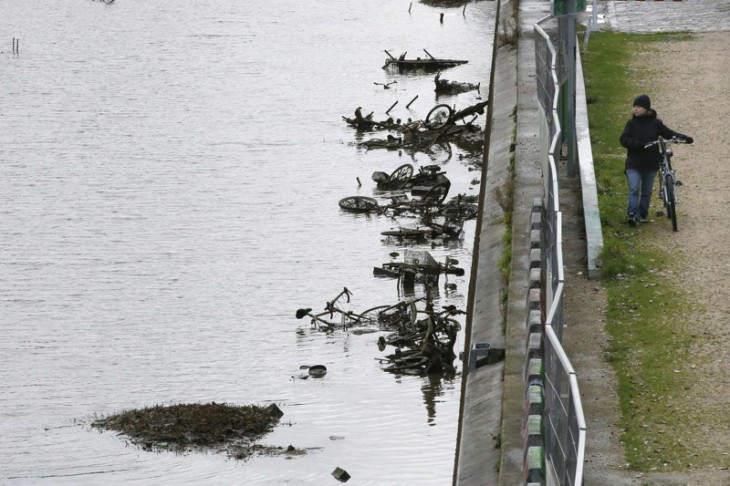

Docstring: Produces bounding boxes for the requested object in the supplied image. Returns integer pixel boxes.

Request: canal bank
[452,0,622,483]
[453,0,544,483]
[455,0,587,483]
[455,0,598,482]
[455,1,730,485]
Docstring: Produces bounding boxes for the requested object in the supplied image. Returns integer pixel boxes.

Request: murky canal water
[0,0,495,483]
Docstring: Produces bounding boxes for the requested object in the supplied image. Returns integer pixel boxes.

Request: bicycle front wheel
[421,183,450,204]
[425,104,453,130]
[388,164,414,189]
[338,196,380,213]
[664,175,678,231]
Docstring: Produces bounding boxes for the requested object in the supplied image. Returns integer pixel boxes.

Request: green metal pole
[565,0,577,177]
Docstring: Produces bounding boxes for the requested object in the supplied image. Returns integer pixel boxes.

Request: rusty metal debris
[382,49,468,72]
[296,288,464,376]
[375,295,464,375]
[434,71,480,95]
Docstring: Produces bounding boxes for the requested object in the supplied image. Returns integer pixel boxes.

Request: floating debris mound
[92,402,286,459]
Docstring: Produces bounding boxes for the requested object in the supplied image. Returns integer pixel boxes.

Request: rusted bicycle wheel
[425,104,453,129]
[338,196,380,213]
[387,164,414,189]
[421,183,450,204]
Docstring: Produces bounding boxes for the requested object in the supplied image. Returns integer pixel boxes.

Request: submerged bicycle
[295,288,422,332]
[424,100,489,130]
[644,137,688,232]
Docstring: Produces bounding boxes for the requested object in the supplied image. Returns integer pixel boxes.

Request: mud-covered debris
[92,402,283,458]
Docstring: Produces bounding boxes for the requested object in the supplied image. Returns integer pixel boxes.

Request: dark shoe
[640,216,649,223]
[627,213,637,226]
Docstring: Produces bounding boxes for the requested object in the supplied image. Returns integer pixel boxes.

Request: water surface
[0,1,495,483]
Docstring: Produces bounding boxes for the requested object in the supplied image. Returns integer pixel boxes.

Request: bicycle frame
[645,136,685,231]
[296,287,361,330]
[658,142,676,204]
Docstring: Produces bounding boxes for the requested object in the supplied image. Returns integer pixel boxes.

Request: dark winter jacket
[619,110,691,171]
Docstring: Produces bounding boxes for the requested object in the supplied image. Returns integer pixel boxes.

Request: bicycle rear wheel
[357,305,391,326]
[443,202,478,220]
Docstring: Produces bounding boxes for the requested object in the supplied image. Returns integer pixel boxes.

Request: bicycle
[376,303,464,374]
[644,137,688,232]
[424,100,489,130]
[295,287,365,331]
[371,164,448,193]
[338,180,452,215]
[295,288,420,331]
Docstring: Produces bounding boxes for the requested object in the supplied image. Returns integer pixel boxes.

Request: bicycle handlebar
[644,137,688,149]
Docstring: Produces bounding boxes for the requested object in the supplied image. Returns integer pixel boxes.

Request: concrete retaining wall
[452,0,516,484]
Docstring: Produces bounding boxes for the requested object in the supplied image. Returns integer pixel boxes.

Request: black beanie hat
[633,94,651,110]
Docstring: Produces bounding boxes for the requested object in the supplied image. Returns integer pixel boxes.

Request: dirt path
[640,30,730,479]
[562,31,730,485]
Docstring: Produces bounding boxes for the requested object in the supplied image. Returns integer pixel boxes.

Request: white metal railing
[533,15,587,485]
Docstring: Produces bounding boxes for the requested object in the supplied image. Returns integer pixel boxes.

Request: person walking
[619,94,693,226]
